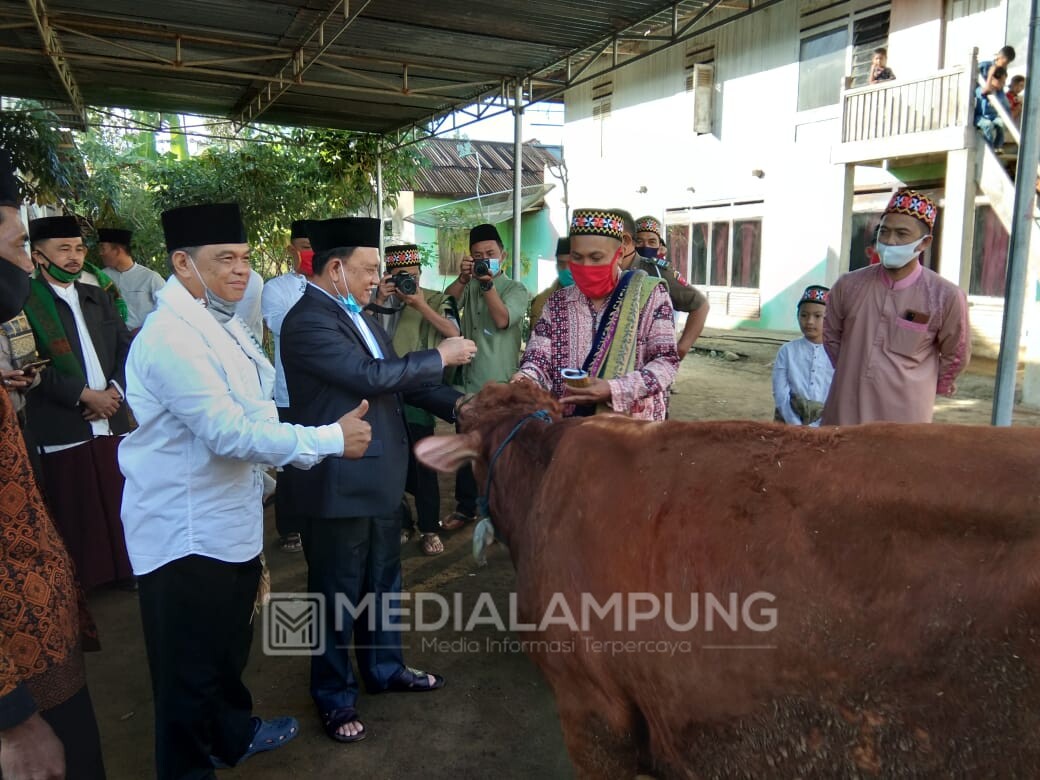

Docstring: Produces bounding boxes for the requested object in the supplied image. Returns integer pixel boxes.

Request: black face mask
[0,256,30,322]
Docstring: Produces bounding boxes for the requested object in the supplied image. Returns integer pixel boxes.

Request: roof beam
[25,0,86,127]
[234,0,373,127]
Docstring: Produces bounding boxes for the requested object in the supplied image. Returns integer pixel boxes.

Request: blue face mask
[487,258,501,275]
[558,267,574,287]
[332,273,364,313]
[635,246,660,260]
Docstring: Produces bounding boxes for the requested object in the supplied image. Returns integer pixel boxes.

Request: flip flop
[385,666,445,693]
[420,533,444,556]
[322,707,367,743]
[211,716,299,767]
[279,533,302,553]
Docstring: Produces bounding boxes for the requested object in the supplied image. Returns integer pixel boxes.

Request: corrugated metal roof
[412,138,559,197]
[0,0,754,134]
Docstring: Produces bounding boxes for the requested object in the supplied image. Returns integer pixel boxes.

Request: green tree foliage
[0,104,425,278]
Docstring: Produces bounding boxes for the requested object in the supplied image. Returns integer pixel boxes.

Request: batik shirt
[518,283,679,421]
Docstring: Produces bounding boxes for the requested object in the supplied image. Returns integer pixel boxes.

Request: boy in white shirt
[772,285,833,427]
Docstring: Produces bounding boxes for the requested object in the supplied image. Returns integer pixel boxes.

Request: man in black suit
[24,215,134,590]
[280,217,476,744]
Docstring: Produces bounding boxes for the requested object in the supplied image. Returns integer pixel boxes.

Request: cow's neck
[479,416,565,550]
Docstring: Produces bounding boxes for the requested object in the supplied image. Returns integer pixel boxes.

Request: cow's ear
[414,432,481,473]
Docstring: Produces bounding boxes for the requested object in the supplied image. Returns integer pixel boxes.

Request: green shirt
[456,274,529,393]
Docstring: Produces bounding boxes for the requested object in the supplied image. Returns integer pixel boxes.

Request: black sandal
[385,666,445,693]
[322,707,367,743]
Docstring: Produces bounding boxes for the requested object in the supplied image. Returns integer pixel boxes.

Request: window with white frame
[592,78,613,158]
[667,201,764,313]
[797,4,891,111]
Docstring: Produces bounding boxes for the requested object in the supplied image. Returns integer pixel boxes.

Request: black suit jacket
[281,285,460,519]
[27,281,132,445]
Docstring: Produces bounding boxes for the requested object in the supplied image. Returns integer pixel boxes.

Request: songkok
[884,189,937,233]
[29,215,82,242]
[97,228,132,246]
[290,220,308,240]
[469,223,502,247]
[797,285,829,308]
[384,244,421,269]
[635,216,663,238]
[0,150,19,208]
[555,237,570,256]
[162,203,246,252]
[307,217,380,253]
[570,209,625,242]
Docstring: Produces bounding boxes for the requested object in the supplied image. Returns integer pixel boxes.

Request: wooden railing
[840,50,978,145]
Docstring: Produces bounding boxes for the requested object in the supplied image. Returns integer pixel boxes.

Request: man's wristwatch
[479,280,494,292]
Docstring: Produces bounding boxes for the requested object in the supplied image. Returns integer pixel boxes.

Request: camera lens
[473,259,490,277]
[393,272,417,296]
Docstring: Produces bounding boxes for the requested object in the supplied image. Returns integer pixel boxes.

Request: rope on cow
[473,409,553,566]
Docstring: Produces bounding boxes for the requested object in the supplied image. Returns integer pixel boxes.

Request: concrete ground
[84,328,1039,778]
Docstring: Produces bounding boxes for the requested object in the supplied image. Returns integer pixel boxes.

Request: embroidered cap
[635,216,663,238]
[797,285,830,308]
[884,189,937,233]
[384,244,421,269]
[569,209,626,242]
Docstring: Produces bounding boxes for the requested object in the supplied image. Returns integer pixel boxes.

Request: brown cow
[415,382,1040,779]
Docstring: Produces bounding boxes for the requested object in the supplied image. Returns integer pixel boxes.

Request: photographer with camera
[372,244,460,555]
[442,224,529,530]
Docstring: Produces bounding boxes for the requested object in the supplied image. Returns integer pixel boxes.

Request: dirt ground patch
[84,328,1040,778]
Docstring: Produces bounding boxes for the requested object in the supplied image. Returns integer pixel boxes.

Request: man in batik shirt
[514,209,679,421]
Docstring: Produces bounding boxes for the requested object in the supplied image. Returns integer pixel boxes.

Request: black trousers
[303,515,405,715]
[454,464,478,517]
[138,555,260,780]
[274,407,301,538]
[38,685,107,780]
[404,421,440,534]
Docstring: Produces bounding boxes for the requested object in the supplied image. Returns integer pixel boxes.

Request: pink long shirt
[821,263,970,425]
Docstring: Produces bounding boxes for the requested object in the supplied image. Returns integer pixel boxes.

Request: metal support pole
[376,151,385,253]
[512,79,524,282]
[992,0,1040,425]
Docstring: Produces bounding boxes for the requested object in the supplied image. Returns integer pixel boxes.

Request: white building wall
[561,0,1011,331]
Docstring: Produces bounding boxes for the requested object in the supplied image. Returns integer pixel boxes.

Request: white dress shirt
[771,336,834,427]
[261,272,307,407]
[119,279,345,575]
[47,282,111,446]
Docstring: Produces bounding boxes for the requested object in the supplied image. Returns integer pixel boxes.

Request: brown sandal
[420,533,444,556]
[440,511,471,531]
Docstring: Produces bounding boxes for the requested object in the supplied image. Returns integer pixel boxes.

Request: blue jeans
[976,116,1006,149]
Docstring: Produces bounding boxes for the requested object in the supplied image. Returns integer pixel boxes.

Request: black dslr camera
[391,271,418,296]
[473,259,491,277]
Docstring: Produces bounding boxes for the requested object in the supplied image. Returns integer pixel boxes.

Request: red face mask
[297,249,315,276]
[570,248,622,299]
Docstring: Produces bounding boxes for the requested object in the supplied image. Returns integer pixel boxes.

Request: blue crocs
[211,716,299,769]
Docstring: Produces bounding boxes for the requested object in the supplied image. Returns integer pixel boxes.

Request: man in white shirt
[260,219,313,553]
[24,215,134,591]
[97,227,165,333]
[118,203,372,779]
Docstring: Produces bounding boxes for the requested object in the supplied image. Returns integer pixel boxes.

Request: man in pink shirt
[821,190,970,424]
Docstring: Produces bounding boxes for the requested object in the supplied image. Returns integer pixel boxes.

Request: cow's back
[506,419,1040,777]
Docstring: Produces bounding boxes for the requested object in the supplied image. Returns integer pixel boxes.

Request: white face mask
[875,236,927,269]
